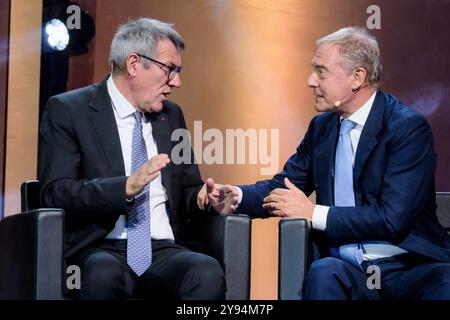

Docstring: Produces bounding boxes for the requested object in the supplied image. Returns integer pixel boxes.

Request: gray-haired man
[39,18,225,299]
[206,27,450,299]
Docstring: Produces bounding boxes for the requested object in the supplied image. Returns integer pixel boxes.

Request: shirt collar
[107,75,137,119]
[344,90,377,128]
[340,91,377,127]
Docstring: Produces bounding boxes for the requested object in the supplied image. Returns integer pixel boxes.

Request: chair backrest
[21,180,41,212]
[436,192,450,232]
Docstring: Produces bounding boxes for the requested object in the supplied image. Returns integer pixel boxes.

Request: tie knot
[133,112,143,125]
[339,119,356,135]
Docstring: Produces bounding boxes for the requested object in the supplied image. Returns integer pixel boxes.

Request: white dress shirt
[105,75,175,240]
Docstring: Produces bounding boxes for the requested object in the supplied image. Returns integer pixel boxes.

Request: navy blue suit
[237,91,450,299]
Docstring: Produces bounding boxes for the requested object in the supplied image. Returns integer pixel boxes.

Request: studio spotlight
[44,18,69,51]
[39,0,96,124]
[42,1,95,56]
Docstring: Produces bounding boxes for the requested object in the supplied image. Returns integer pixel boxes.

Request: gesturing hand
[201,178,239,214]
[126,154,170,197]
[263,178,315,220]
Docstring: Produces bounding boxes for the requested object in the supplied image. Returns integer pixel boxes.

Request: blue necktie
[127,112,152,276]
[332,119,364,268]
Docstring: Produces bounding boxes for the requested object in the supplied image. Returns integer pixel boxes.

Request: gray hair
[109,18,185,73]
[317,27,382,86]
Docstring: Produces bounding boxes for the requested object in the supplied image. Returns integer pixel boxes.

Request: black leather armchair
[277,192,450,300]
[0,180,251,300]
[436,192,450,234]
[278,218,312,300]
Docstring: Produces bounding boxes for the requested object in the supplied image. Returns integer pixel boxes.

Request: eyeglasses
[136,53,182,80]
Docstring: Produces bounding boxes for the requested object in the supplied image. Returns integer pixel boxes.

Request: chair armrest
[0,209,65,299]
[20,180,41,212]
[200,214,251,300]
[436,192,450,232]
[278,218,312,300]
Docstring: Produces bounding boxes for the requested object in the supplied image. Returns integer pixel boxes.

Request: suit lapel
[148,110,173,203]
[354,91,385,182]
[89,79,125,176]
[316,114,340,205]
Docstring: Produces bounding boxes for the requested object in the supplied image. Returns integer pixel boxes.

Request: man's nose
[168,73,181,88]
[307,72,318,88]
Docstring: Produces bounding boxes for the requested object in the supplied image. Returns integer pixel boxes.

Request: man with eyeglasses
[38,18,226,299]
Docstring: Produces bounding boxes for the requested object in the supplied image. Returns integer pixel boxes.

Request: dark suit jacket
[38,79,207,258]
[237,91,450,262]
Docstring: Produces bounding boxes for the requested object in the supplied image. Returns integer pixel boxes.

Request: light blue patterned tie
[127,112,152,276]
[332,119,364,268]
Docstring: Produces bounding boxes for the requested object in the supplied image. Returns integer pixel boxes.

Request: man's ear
[125,53,140,77]
[352,67,367,90]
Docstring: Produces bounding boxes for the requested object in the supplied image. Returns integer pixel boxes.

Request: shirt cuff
[312,205,329,230]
